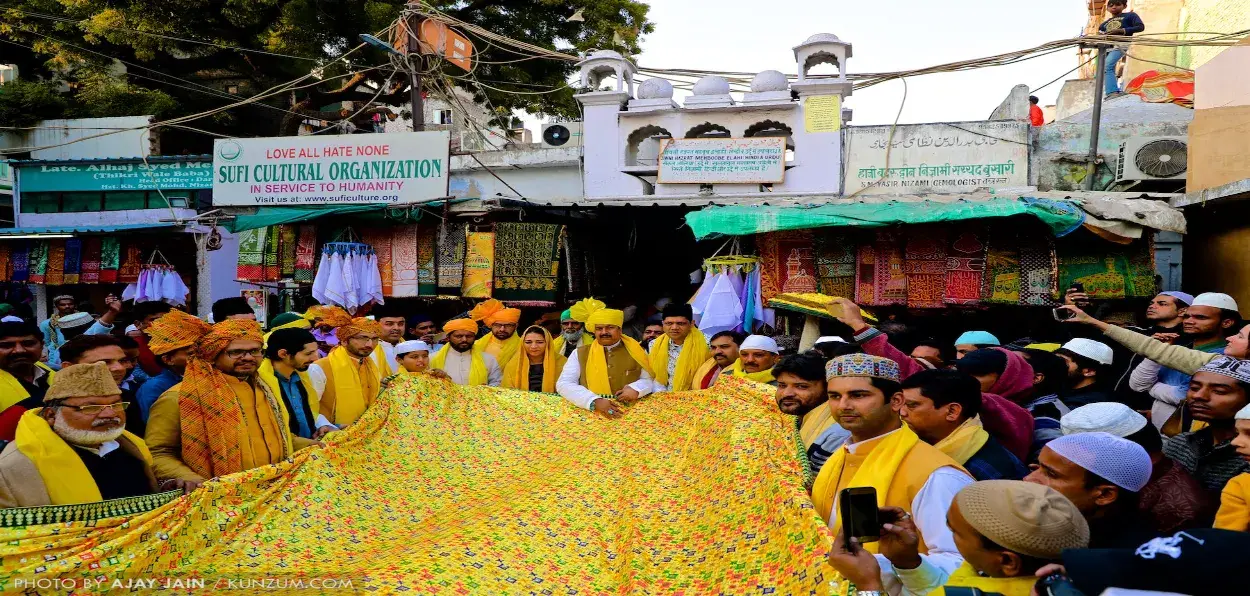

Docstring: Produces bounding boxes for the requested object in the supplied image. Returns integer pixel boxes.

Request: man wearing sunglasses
[0,362,159,508]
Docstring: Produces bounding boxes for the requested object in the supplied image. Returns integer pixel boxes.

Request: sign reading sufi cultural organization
[658,137,787,184]
[211,131,450,206]
[844,120,1028,195]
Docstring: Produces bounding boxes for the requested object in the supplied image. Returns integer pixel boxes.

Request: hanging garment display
[362,229,395,297]
[871,231,907,306]
[854,243,876,305]
[118,244,143,284]
[27,241,47,284]
[697,272,745,336]
[461,230,495,299]
[416,225,438,297]
[1057,234,1155,300]
[1018,233,1058,306]
[278,224,298,280]
[99,237,120,283]
[815,235,857,299]
[312,241,382,314]
[437,223,467,295]
[262,226,280,282]
[0,243,9,281]
[493,223,563,306]
[79,238,101,284]
[389,227,420,298]
[943,227,987,305]
[62,239,82,285]
[121,266,190,306]
[983,232,1022,305]
[45,240,66,286]
[236,227,267,282]
[10,243,30,283]
[904,228,948,309]
[293,225,317,283]
[757,231,818,304]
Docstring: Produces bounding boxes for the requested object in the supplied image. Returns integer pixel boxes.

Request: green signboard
[18,159,213,193]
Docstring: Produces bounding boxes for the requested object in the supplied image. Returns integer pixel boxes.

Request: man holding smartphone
[813,354,973,595]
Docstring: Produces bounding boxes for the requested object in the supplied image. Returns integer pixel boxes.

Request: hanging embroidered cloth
[9,242,28,283]
[0,243,9,281]
[870,231,907,306]
[61,239,82,285]
[262,226,281,282]
[0,376,831,594]
[44,240,66,286]
[417,225,438,296]
[904,227,948,308]
[236,227,267,282]
[278,224,298,280]
[815,234,857,300]
[27,241,48,284]
[362,229,396,297]
[1057,234,1156,300]
[461,230,495,298]
[99,237,120,283]
[758,230,818,304]
[79,238,101,284]
[983,233,1021,304]
[493,223,562,306]
[293,225,317,283]
[118,244,143,284]
[437,222,467,295]
[854,243,877,305]
[1018,232,1058,306]
[943,227,987,305]
[390,227,420,298]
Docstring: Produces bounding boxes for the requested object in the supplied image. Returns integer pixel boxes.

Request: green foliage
[71,77,177,119]
[0,80,68,128]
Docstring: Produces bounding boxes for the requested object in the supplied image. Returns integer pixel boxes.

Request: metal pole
[1085,45,1108,190]
[408,21,424,132]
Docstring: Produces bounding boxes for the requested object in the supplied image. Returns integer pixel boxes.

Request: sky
[533,0,1092,129]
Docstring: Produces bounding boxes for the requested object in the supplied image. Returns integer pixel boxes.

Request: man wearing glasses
[0,362,159,508]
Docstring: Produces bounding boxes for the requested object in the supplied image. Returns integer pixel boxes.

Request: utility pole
[1085,44,1108,190]
[406,3,424,131]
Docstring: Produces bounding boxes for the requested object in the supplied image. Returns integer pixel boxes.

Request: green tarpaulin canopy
[683,196,1087,240]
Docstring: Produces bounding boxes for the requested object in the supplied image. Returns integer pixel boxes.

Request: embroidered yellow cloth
[0,376,834,594]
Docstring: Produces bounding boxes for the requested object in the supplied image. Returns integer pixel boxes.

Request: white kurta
[555,341,655,410]
[438,348,502,387]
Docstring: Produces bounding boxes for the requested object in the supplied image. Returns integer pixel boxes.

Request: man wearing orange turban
[469,300,522,370]
[136,310,211,421]
[304,305,351,357]
[147,320,314,489]
[307,318,384,426]
[430,318,502,386]
[555,301,655,419]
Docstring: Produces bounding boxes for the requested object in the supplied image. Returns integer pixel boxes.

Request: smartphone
[838,487,881,544]
[1053,307,1075,321]
[1070,282,1085,293]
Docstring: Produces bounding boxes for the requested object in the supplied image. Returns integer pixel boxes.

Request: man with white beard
[0,362,159,507]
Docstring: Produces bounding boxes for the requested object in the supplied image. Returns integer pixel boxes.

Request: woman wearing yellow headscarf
[503,326,560,393]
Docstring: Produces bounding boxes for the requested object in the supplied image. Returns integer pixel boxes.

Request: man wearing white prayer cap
[1055,338,1116,408]
[728,334,780,385]
[812,336,859,361]
[1062,402,1212,533]
[1025,431,1156,548]
[395,340,432,374]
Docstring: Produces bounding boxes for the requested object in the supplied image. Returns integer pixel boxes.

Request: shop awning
[683,192,1186,240]
[0,223,180,237]
[225,205,425,232]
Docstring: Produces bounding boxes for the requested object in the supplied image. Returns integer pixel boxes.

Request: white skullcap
[1237,402,1250,421]
[815,336,847,344]
[395,340,431,355]
[57,311,94,329]
[124,324,139,334]
[0,315,22,323]
[1061,402,1148,438]
[740,335,780,354]
[1191,292,1239,312]
[1060,338,1114,366]
[1046,432,1152,492]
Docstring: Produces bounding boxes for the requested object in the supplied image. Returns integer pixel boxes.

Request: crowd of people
[2,286,1250,594]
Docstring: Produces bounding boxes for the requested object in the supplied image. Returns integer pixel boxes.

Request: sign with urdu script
[212,131,450,205]
[844,120,1028,195]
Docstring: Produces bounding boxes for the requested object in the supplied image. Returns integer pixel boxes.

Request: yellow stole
[503,330,559,393]
[257,359,320,427]
[935,563,1036,596]
[584,337,652,396]
[553,332,594,357]
[649,328,711,392]
[728,359,776,384]
[0,369,30,410]
[812,426,919,541]
[799,405,836,448]
[475,333,520,370]
[1216,472,1250,531]
[370,343,396,376]
[431,344,489,386]
[14,409,152,505]
[933,416,990,465]
[323,347,380,425]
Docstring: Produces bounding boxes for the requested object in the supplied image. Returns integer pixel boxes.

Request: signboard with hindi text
[211,131,450,206]
[657,137,786,184]
[844,120,1028,195]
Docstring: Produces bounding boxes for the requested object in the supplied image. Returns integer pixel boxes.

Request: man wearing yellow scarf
[647,303,710,392]
[772,352,850,479]
[898,369,1029,481]
[431,318,503,386]
[728,334,780,385]
[0,362,158,507]
[469,299,523,370]
[812,354,972,596]
[0,320,56,441]
[147,319,301,490]
[828,480,1089,596]
[307,318,384,427]
[555,301,654,419]
[260,328,337,441]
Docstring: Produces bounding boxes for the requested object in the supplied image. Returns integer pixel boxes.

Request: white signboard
[212,131,450,205]
[845,121,1028,195]
[657,137,786,184]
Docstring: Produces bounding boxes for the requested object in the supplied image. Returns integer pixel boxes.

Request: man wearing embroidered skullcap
[431,317,502,387]
[147,319,313,493]
[830,480,1089,595]
[1216,400,1250,531]
[954,331,1000,360]
[1161,356,1250,501]
[304,304,352,357]
[772,351,849,478]
[692,331,744,390]
[814,353,973,594]
[646,302,710,393]
[307,317,385,427]
[0,362,160,508]
[727,334,779,385]
[1025,432,1155,548]
[1062,402,1211,533]
[135,310,211,423]
[554,303,595,359]
[556,301,655,419]
[468,299,523,371]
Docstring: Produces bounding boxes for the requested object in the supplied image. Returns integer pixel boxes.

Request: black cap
[661,302,693,321]
[1063,528,1250,596]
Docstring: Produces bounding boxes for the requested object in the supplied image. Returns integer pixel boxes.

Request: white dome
[586,49,625,61]
[802,33,843,45]
[692,75,731,96]
[637,78,674,99]
[750,70,789,93]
